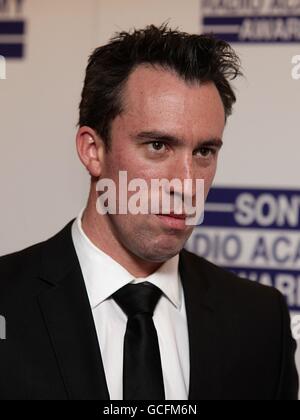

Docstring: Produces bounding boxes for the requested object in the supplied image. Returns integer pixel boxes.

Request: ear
[76,126,105,177]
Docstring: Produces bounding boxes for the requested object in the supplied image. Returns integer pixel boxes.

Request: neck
[81,185,163,278]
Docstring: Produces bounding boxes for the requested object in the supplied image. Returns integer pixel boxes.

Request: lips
[155,214,189,230]
[158,213,187,220]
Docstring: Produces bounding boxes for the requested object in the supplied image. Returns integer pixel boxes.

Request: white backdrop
[0,0,299,396]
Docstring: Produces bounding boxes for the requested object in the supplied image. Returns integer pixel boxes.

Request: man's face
[98,65,225,263]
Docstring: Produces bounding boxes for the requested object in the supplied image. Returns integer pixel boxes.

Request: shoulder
[180,249,291,353]
[0,241,45,304]
[180,248,284,311]
[0,220,75,305]
[0,240,45,278]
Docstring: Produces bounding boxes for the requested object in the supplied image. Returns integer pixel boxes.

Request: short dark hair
[79,23,242,148]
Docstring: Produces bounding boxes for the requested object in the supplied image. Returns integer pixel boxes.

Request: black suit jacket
[0,220,298,400]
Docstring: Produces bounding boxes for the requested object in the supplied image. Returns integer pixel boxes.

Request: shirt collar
[71,209,182,310]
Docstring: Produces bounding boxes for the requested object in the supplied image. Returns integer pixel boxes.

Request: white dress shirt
[71,210,190,400]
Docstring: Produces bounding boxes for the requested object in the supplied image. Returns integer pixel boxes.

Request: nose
[172,153,194,182]
[169,154,196,199]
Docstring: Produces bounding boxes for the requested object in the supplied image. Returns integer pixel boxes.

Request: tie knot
[112,282,163,318]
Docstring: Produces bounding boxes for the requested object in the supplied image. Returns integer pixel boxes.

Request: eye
[147,141,167,152]
[196,147,216,158]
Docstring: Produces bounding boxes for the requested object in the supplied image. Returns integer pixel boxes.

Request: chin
[133,241,184,263]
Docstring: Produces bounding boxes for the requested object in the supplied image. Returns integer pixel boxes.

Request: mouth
[164,212,187,219]
[155,213,189,230]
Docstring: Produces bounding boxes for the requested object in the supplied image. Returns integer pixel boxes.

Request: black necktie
[112,282,165,400]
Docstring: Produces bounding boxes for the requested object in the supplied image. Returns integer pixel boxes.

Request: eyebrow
[131,130,223,150]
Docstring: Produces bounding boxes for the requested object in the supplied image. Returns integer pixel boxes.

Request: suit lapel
[179,250,223,400]
[37,221,110,400]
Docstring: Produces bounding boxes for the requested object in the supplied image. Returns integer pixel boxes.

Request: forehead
[119,64,225,138]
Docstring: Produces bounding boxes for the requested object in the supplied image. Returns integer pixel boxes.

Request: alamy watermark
[0,55,6,80]
[291,55,300,80]
[96,171,205,226]
[0,315,6,340]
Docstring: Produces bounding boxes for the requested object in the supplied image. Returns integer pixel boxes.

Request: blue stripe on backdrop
[203,17,244,25]
[202,187,300,231]
[203,16,300,26]
[0,43,24,58]
[0,20,25,35]
[203,33,300,43]
[203,16,300,43]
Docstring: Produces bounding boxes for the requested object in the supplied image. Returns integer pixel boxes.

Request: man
[0,24,298,400]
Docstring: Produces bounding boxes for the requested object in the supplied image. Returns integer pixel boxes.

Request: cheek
[201,165,218,197]
[104,145,148,179]
[112,154,163,182]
